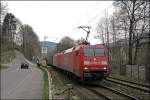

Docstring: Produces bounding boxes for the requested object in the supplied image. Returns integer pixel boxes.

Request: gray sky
[6,1,114,44]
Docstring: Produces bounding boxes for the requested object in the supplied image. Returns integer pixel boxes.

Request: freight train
[53,44,110,81]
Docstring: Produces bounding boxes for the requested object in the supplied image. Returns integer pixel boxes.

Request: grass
[49,67,80,100]
[0,64,9,69]
[1,50,16,64]
[38,66,67,99]
[37,65,49,100]
[49,68,66,92]
[54,79,65,91]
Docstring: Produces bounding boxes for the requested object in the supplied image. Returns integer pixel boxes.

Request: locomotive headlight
[101,61,107,65]
[84,67,88,70]
[84,61,90,65]
[103,67,107,70]
[84,67,89,72]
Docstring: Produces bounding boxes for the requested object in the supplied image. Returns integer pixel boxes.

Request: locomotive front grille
[83,71,106,79]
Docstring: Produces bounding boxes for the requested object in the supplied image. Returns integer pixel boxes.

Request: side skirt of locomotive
[51,65,80,80]
[51,65,108,84]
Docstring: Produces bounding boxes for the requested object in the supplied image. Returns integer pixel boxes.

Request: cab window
[94,49,104,56]
[84,49,94,56]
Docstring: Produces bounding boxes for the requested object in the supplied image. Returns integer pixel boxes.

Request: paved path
[1,51,44,99]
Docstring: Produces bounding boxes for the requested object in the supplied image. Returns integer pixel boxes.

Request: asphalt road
[1,51,44,99]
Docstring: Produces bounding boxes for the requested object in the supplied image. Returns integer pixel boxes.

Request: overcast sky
[6,1,114,45]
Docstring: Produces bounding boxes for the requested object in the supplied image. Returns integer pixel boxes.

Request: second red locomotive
[53,44,109,81]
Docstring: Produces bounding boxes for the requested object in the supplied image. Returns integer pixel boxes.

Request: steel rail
[98,83,139,100]
[86,87,112,100]
[107,77,150,93]
[108,76,150,88]
[73,87,92,99]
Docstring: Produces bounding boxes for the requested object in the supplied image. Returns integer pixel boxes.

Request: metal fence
[126,65,145,80]
[111,64,146,80]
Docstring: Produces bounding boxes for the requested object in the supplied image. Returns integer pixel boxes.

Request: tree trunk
[145,1,150,82]
[145,32,150,82]
[133,39,140,64]
[128,0,136,65]
[128,19,133,65]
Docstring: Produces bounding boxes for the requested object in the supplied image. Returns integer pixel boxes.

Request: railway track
[86,84,139,100]
[85,87,112,100]
[50,67,148,99]
[50,67,110,99]
[108,76,150,87]
[107,77,150,93]
[99,83,139,100]
[73,85,107,100]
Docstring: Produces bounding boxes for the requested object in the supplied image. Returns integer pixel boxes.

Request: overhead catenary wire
[85,3,113,25]
[43,2,101,43]
[76,3,113,32]
[67,2,101,38]
[77,1,101,25]
[54,2,114,42]
[70,3,113,40]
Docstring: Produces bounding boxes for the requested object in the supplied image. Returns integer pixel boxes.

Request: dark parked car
[21,62,29,69]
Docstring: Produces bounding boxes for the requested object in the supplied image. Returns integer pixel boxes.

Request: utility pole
[43,36,48,54]
[44,36,48,42]
[77,26,91,41]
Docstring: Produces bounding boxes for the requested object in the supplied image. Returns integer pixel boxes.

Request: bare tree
[132,1,149,64]
[2,13,16,50]
[0,2,8,24]
[55,36,75,52]
[113,0,149,65]
[96,18,105,45]
[96,11,111,46]
[19,24,40,60]
[76,37,90,45]
[145,1,150,82]
[96,0,149,77]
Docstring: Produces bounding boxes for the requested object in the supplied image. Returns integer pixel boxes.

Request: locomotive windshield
[94,49,104,56]
[84,48,104,56]
[84,49,94,56]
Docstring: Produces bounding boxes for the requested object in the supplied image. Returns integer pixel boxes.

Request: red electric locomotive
[53,44,109,81]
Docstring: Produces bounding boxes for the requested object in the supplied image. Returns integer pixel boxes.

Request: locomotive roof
[80,44,106,48]
[54,44,107,55]
[63,44,106,54]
